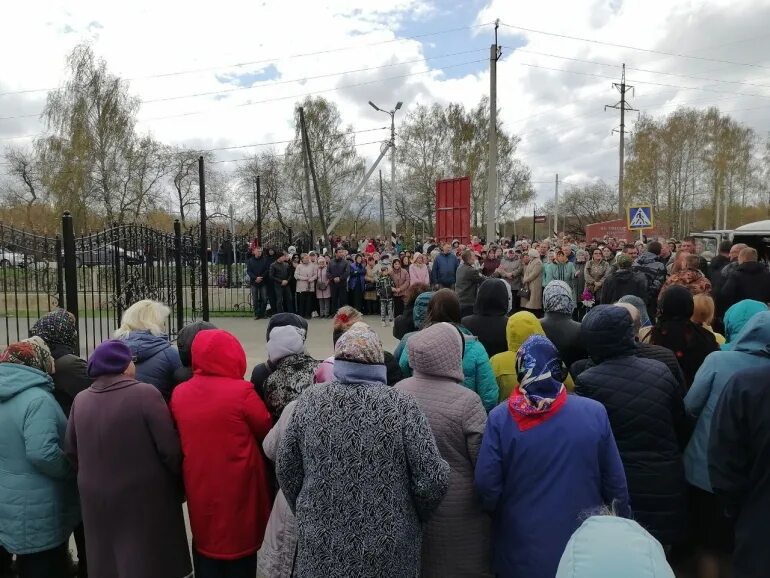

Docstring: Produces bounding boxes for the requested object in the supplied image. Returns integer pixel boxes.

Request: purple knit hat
[88,340,133,377]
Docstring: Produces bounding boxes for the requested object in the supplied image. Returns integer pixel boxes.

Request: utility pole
[487,20,502,244]
[255,176,262,247]
[390,114,397,249]
[198,156,209,321]
[379,169,386,240]
[554,173,559,239]
[605,64,636,219]
[301,134,314,250]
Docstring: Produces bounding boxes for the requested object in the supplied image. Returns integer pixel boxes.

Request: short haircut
[684,254,700,270]
[647,241,662,256]
[683,236,695,244]
[739,247,758,262]
[461,250,475,265]
[719,241,732,254]
[275,250,285,258]
[427,289,461,325]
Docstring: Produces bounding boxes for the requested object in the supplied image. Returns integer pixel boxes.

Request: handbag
[518,285,531,299]
[316,280,328,291]
[365,282,376,292]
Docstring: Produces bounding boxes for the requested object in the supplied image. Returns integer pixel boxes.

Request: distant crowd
[1,229,769,578]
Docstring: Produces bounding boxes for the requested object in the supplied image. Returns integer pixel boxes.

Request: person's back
[541,280,585,369]
[118,330,181,400]
[462,278,510,357]
[575,305,687,546]
[721,250,770,309]
[601,266,648,304]
[171,329,272,563]
[455,262,483,309]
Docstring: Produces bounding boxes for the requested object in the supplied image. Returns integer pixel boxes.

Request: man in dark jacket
[709,365,770,578]
[246,246,270,319]
[601,254,648,305]
[431,243,459,289]
[461,278,510,357]
[454,250,484,317]
[708,241,731,286]
[632,241,667,319]
[719,247,770,312]
[574,305,689,547]
[540,280,586,370]
[327,248,351,315]
[269,251,292,313]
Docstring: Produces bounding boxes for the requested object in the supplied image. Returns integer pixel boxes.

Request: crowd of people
[1,230,769,578]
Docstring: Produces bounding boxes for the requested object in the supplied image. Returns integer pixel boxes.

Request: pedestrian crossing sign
[627,206,653,230]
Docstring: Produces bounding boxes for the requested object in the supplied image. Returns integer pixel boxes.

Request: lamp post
[369,100,402,249]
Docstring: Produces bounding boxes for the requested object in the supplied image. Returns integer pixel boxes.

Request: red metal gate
[435,177,471,245]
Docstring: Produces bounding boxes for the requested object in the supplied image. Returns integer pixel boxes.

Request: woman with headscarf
[644,285,719,388]
[540,280,587,370]
[475,335,630,578]
[721,299,768,350]
[396,323,491,577]
[277,323,449,578]
[0,339,80,578]
[65,340,191,578]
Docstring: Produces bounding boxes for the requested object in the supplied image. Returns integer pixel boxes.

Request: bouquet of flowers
[580,289,595,308]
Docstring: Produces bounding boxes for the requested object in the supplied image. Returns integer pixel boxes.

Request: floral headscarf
[30,309,78,352]
[508,335,567,430]
[0,338,55,374]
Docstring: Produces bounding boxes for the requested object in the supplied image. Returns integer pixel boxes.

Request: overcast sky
[2,0,770,212]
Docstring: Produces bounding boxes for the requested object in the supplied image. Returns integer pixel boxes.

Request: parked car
[75,244,143,267]
[0,246,30,267]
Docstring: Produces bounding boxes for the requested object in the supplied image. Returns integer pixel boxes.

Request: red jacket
[170,329,272,559]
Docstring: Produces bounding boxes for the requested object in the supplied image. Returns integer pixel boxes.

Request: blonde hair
[692,294,716,326]
[114,300,170,338]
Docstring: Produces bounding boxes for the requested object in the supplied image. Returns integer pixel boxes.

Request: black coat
[600,268,648,305]
[270,260,291,284]
[172,321,217,387]
[49,343,92,418]
[461,279,509,357]
[719,261,770,312]
[393,303,416,341]
[709,366,770,578]
[574,305,689,545]
[246,255,270,284]
[540,312,586,371]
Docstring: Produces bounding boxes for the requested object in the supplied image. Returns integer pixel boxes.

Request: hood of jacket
[474,278,510,316]
[176,321,216,366]
[556,516,674,578]
[0,363,54,401]
[407,322,464,382]
[265,312,308,341]
[581,304,636,362]
[191,328,246,379]
[505,311,545,353]
[120,330,172,362]
[729,310,770,356]
[412,291,435,330]
[723,299,768,345]
[266,325,306,363]
[635,251,662,267]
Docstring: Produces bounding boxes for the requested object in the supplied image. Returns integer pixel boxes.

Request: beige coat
[294,262,317,293]
[521,258,543,311]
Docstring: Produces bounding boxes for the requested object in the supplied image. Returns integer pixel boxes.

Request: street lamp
[369,100,403,249]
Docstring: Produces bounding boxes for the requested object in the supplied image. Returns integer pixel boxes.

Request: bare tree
[2,145,45,228]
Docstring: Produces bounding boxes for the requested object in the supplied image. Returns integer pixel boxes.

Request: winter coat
[481,256,501,277]
[662,269,712,297]
[633,252,668,308]
[399,325,499,412]
[430,252,459,286]
[408,263,431,287]
[541,311,587,370]
[313,352,403,386]
[475,393,630,578]
[170,329,273,559]
[327,257,350,286]
[709,365,770,578]
[544,262,577,298]
[270,260,291,284]
[393,292,432,362]
[0,364,80,555]
[491,312,575,401]
[497,256,522,291]
[258,400,300,578]
[314,265,331,299]
[263,353,319,422]
[65,375,191,578]
[521,258,543,310]
[601,268,648,304]
[393,301,416,340]
[684,311,770,492]
[574,305,689,546]
[722,299,768,349]
[172,321,216,386]
[294,262,317,293]
[395,324,492,577]
[584,259,610,293]
[247,254,270,284]
[455,263,485,307]
[462,278,510,357]
[556,517,675,578]
[390,268,411,300]
[118,330,182,401]
[277,364,450,578]
[347,262,365,292]
[720,261,770,311]
[48,343,92,418]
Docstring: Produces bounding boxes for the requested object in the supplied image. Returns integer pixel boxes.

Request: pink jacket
[409,263,430,287]
[315,266,331,298]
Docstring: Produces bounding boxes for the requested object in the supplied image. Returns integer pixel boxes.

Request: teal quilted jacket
[0,363,80,554]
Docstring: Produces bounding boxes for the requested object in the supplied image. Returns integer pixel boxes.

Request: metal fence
[0,213,300,354]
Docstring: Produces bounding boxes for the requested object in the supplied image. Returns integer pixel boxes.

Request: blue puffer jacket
[119,331,182,401]
[399,325,498,412]
[684,310,770,491]
[0,364,80,554]
[430,252,459,286]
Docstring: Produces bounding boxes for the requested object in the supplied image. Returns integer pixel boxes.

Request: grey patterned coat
[277,378,450,578]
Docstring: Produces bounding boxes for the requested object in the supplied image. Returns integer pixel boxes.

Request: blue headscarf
[515,335,565,409]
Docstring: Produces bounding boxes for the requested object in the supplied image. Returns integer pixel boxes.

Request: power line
[0,22,494,97]
[500,22,770,72]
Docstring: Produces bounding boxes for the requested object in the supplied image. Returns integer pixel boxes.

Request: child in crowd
[376,261,395,327]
